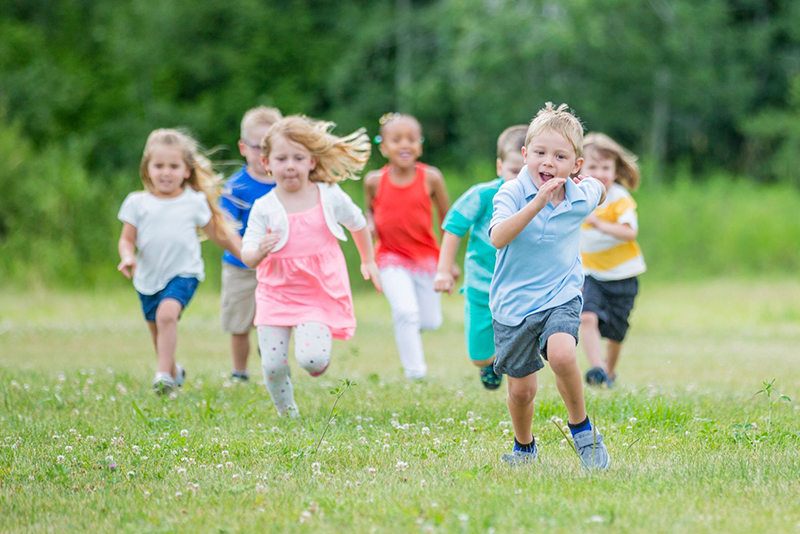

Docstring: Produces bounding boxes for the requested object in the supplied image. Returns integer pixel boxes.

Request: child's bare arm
[490,178,566,249]
[363,171,380,235]
[585,215,638,241]
[427,167,450,228]
[202,218,243,261]
[117,223,137,279]
[351,225,382,292]
[434,231,461,294]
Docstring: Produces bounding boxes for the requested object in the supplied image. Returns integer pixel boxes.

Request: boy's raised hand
[532,177,567,209]
[360,261,382,292]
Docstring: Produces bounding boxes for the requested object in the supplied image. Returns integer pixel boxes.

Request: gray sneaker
[175,364,186,387]
[573,429,610,470]
[501,445,538,466]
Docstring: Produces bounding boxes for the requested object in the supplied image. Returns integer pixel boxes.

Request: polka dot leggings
[257,322,332,418]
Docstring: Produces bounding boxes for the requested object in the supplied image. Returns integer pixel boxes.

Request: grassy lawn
[1,279,799,532]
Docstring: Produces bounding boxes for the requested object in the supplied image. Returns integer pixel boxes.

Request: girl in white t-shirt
[118,129,241,394]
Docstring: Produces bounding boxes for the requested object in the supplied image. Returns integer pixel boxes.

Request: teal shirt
[441,177,503,302]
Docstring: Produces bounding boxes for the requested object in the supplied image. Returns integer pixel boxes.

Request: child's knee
[392,307,420,328]
[419,314,442,331]
[296,350,330,374]
[581,311,598,327]
[547,335,577,372]
[508,382,536,406]
[155,300,181,326]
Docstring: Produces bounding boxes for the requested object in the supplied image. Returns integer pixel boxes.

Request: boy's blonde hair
[140,128,233,233]
[261,115,371,184]
[497,125,527,160]
[241,106,283,140]
[584,132,640,191]
[525,102,584,158]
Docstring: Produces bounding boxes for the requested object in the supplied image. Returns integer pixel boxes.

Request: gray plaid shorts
[492,296,582,378]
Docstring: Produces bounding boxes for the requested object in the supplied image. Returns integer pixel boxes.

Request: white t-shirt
[118,188,212,295]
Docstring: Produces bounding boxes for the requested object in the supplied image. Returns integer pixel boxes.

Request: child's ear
[261,156,270,173]
[496,158,503,177]
[238,140,248,158]
[521,146,528,163]
[573,157,584,174]
[310,157,318,171]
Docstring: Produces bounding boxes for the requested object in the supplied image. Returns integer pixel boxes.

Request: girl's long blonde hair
[260,116,371,183]
[583,132,640,191]
[140,128,233,232]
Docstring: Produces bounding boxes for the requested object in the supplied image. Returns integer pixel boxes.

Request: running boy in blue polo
[220,106,282,381]
[489,102,610,469]
[434,125,526,390]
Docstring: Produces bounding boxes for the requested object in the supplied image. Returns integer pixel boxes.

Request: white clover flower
[56,455,65,463]
[367,467,377,476]
[221,450,229,458]
[421,427,430,435]
[311,462,321,475]
[299,511,312,523]
[629,417,637,424]
[141,455,148,460]
[225,461,233,468]
[180,429,189,438]
[175,491,182,498]
[458,514,468,522]
[395,461,408,472]
[106,455,114,462]
[127,471,135,478]
[64,446,73,453]
[176,467,186,475]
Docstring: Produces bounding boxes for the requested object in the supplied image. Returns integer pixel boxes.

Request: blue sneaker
[502,440,538,466]
[585,366,608,386]
[573,429,610,470]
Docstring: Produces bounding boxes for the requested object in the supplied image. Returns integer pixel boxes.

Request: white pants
[380,266,442,379]
[257,322,332,417]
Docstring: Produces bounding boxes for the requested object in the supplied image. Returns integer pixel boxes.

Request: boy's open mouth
[539,172,554,182]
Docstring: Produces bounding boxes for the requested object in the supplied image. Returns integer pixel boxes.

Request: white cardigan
[242,182,367,254]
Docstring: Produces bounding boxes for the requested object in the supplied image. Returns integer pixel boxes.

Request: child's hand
[585,213,599,227]
[573,174,593,184]
[450,263,461,282]
[258,230,280,257]
[360,262,382,292]
[117,257,136,279]
[434,270,455,294]
[532,177,566,209]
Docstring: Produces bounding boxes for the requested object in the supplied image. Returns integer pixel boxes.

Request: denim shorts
[492,296,582,378]
[582,275,639,342]
[138,277,199,322]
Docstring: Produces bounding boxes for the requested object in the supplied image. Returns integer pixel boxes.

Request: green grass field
[1,280,799,532]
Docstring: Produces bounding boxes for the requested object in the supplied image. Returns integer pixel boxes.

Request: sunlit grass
[1,280,799,532]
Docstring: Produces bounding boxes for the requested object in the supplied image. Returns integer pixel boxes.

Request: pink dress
[254,199,356,340]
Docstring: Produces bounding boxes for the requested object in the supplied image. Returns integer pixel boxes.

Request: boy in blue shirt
[220,106,282,381]
[489,102,610,469]
[434,125,526,390]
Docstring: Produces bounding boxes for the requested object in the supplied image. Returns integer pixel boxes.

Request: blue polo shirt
[488,167,604,326]
[220,166,276,269]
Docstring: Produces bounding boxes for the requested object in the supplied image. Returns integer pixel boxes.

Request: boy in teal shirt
[434,125,527,389]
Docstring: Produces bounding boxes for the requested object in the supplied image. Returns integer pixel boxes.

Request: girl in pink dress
[241,116,382,418]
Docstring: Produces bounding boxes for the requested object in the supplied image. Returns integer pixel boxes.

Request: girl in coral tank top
[242,116,382,418]
[364,113,458,379]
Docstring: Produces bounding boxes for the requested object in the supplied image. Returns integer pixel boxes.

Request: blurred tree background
[1,0,799,287]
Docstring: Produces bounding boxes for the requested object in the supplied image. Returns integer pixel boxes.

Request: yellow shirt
[580,184,646,281]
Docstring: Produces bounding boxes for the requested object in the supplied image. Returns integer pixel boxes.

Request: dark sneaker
[231,371,249,382]
[502,446,538,466]
[152,373,176,395]
[585,366,608,386]
[479,365,503,390]
[573,429,610,470]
